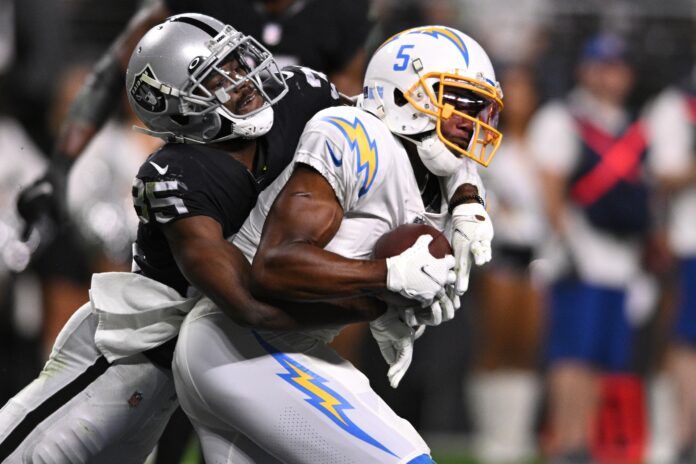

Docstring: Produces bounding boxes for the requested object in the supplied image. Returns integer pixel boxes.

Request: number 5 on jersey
[393,44,415,71]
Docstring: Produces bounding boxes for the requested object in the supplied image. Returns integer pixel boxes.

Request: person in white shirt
[646,75,696,462]
[528,33,648,462]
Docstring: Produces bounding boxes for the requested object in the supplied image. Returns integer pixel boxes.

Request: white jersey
[645,88,696,257]
[233,105,480,341]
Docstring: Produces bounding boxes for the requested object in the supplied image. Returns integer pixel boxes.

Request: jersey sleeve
[280,66,341,113]
[645,89,693,177]
[527,101,579,175]
[131,147,225,226]
[292,115,365,211]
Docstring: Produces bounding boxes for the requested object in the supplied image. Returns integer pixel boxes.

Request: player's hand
[16,169,68,244]
[369,307,419,388]
[386,235,456,305]
[451,203,493,294]
[402,290,456,327]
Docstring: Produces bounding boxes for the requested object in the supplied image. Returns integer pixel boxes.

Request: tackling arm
[251,164,389,300]
[163,215,385,330]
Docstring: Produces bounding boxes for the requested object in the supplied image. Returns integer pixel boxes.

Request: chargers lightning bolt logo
[253,333,398,458]
[323,116,379,197]
[381,26,469,67]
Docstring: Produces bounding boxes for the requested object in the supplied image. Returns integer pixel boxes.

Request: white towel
[91,272,200,362]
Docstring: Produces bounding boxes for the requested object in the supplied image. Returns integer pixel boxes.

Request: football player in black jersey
[0,14,383,463]
[17,0,369,255]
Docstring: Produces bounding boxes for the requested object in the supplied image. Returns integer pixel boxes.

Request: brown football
[373,223,452,260]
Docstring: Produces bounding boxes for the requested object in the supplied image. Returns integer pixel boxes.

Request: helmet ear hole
[393,88,408,107]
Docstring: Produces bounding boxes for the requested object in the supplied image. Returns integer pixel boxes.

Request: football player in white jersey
[173,26,504,463]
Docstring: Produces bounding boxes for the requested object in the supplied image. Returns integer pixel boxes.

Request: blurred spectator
[645,69,696,462]
[0,98,47,403]
[468,65,546,463]
[528,33,650,462]
[59,64,161,272]
[0,0,67,151]
[455,0,551,66]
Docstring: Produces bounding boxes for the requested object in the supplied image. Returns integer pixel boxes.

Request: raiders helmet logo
[130,64,166,113]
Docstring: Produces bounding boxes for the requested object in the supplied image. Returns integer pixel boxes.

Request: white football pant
[173,299,434,464]
[0,304,178,463]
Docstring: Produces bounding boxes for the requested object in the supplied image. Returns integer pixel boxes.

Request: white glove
[451,203,494,294]
[386,235,456,304]
[402,290,456,327]
[369,308,418,388]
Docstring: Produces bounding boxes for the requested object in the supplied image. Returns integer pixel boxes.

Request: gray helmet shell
[126,13,287,143]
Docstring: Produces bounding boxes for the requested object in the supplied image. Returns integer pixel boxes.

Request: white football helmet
[126,13,288,143]
[359,26,503,168]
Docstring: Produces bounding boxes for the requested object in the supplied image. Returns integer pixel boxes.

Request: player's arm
[443,155,495,294]
[251,164,388,300]
[162,215,385,329]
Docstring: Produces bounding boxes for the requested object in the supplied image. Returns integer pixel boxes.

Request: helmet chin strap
[131,106,275,144]
[213,106,275,141]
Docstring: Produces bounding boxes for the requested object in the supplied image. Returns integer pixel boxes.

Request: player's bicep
[161,215,224,265]
[160,215,234,288]
[259,164,344,251]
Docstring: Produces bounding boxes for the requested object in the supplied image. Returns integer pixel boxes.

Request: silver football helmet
[126,13,288,143]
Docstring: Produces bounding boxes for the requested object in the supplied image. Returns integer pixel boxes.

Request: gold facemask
[404,72,504,167]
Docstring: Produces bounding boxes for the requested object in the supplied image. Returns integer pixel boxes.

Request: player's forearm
[448,183,482,210]
[251,242,388,301]
[179,239,381,329]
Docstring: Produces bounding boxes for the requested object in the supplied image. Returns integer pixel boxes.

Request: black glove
[16,156,71,246]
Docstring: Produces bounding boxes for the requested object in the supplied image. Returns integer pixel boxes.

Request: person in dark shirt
[0,14,384,463]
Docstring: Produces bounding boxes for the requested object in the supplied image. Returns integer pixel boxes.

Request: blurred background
[0,0,694,463]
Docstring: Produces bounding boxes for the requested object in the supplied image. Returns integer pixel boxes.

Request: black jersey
[164,0,370,75]
[131,67,341,295]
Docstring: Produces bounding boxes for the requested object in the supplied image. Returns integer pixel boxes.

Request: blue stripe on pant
[407,454,435,463]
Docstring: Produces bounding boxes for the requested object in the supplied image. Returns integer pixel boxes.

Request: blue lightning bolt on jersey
[323,116,379,197]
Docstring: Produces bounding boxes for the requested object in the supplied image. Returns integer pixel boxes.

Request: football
[373,223,452,260]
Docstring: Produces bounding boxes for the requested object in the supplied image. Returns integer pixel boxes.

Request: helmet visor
[405,72,503,167]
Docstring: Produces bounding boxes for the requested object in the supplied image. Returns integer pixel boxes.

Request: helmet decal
[129,65,166,113]
[382,26,470,67]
